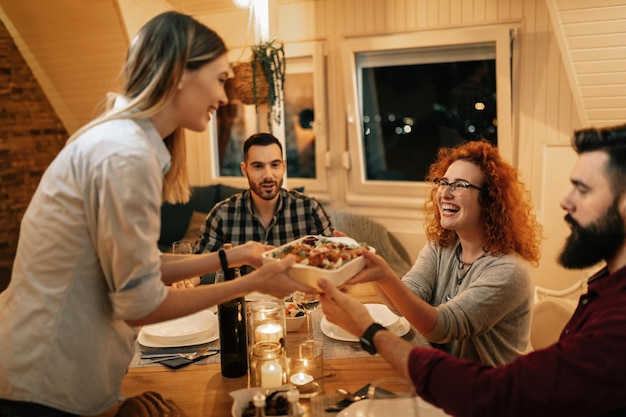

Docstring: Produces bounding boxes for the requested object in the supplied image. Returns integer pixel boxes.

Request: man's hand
[318,278,374,338]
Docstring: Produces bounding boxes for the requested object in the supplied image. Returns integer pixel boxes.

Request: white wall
[188,0,587,291]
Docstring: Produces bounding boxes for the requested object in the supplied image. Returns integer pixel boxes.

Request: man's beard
[249,178,282,201]
[558,201,625,269]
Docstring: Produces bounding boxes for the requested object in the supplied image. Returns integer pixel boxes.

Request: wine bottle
[217,243,248,378]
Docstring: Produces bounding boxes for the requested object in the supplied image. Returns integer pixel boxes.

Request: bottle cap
[253,393,266,408]
[286,388,299,402]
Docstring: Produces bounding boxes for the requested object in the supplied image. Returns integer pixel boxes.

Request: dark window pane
[284,72,316,179]
[361,60,497,181]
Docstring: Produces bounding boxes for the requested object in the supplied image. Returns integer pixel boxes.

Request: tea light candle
[255,323,283,344]
[289,371,314,386]
[261,360,283,387]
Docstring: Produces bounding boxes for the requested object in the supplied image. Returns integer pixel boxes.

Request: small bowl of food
[262,235,374,291]
[284,302,306,332]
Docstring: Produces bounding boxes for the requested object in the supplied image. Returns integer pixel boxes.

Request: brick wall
[0,19,67,290]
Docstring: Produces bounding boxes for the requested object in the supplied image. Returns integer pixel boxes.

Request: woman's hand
[244,256,315,299]
[344,248,397,285]
[229,241,273,269]
[171,276,201,289]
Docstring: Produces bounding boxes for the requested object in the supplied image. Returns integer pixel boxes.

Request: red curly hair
[424,140,542,266]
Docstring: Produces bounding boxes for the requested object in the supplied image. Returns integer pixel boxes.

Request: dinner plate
[338,398,451,417]
[142,309,215,343]
[363,303,400,327]
[320,316,410,342]
[138,325,219,348]
[138,310,219,347]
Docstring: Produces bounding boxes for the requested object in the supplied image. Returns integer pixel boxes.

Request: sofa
[158,183,246,253]
[159,184,414,278]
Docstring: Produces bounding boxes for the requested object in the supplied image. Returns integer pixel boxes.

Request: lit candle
[261,360,283,387]
[255,323,283,344]
[289,372,314,386]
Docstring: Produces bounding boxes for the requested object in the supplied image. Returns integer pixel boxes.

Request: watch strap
[359,322,387,355]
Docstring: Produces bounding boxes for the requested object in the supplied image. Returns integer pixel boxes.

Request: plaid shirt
[194,188,333,255]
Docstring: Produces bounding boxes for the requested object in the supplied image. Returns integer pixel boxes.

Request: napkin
[157,351,219,369]
[325,383,370,412]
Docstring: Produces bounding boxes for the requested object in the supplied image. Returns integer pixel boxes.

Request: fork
[141,347,215,363]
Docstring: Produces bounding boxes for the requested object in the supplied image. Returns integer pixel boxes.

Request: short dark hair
[572,123,626,196]
[243,133,283,161]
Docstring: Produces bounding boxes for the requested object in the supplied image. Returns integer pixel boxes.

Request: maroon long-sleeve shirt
[409,265,626,417]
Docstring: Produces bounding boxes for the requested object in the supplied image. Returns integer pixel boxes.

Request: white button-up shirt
[0,100,170,414]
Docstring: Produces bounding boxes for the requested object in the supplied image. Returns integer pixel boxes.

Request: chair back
[530,297,576,350]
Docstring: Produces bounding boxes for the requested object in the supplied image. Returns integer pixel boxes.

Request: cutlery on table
[141,347,217,363]
[296,373,335,393]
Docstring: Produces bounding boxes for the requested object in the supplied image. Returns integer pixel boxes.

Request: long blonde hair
[68,11,227,203]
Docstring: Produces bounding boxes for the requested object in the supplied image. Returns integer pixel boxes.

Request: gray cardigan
[402,241,533,366]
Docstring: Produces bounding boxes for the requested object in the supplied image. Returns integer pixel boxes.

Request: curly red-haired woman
[348,140,542,366]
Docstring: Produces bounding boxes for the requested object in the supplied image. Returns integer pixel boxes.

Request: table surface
[91,284,429,417]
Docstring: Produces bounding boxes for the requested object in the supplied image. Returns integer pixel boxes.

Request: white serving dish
[230,384,304,417]
[262,236,373,291]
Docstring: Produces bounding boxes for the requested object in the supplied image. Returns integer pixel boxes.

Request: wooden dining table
[90,284,430,417]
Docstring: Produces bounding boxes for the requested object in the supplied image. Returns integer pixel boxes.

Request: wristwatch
[359,323,387,355]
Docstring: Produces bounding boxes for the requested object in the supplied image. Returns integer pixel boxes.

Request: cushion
[159,184,246,252]
[328,210,412,278]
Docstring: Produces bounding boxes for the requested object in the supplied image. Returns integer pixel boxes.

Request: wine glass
[291,291,320,340]
[366,376,419,417]
[171,240,193,254]
[171,241,198,288]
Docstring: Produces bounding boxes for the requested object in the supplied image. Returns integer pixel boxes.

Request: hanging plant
[232,40,286,132]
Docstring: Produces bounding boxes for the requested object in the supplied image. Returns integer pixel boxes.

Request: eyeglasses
[433,178,485,195]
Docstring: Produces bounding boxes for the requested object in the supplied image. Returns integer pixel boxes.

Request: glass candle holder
[288,340,324,398]
[249,342,288,388]
[247,299,286,350]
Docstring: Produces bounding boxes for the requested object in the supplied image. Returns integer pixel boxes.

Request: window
[341,24,518,205]
[211,42,329,194]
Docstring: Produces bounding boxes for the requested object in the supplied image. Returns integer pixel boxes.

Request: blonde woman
[0,12,310,416]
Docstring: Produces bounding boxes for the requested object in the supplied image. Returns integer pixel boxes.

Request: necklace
[447,246,486,301]
[455,245,474,270]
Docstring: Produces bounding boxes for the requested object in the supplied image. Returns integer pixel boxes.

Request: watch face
[360,323,386,355]
[360,337,376,354]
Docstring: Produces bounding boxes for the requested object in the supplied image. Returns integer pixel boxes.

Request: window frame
[206,41,330,196]
[340,23,519,208]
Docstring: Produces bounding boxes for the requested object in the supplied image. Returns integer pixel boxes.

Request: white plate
[262,235,374,291]
[142,309,216,343]
[320,316,411,342]
[338,398,451,417]
[138,311,219,348]
[230,384,304,417]
[363,303,400,327]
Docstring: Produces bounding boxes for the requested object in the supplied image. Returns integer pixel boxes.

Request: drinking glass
[171,240,193,254]
[366,376,419,417]
[291,291,320,340]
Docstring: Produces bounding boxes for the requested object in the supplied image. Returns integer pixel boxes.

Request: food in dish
[269,235,365,270]
[230,384,303,417]
[262,236,375,290]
